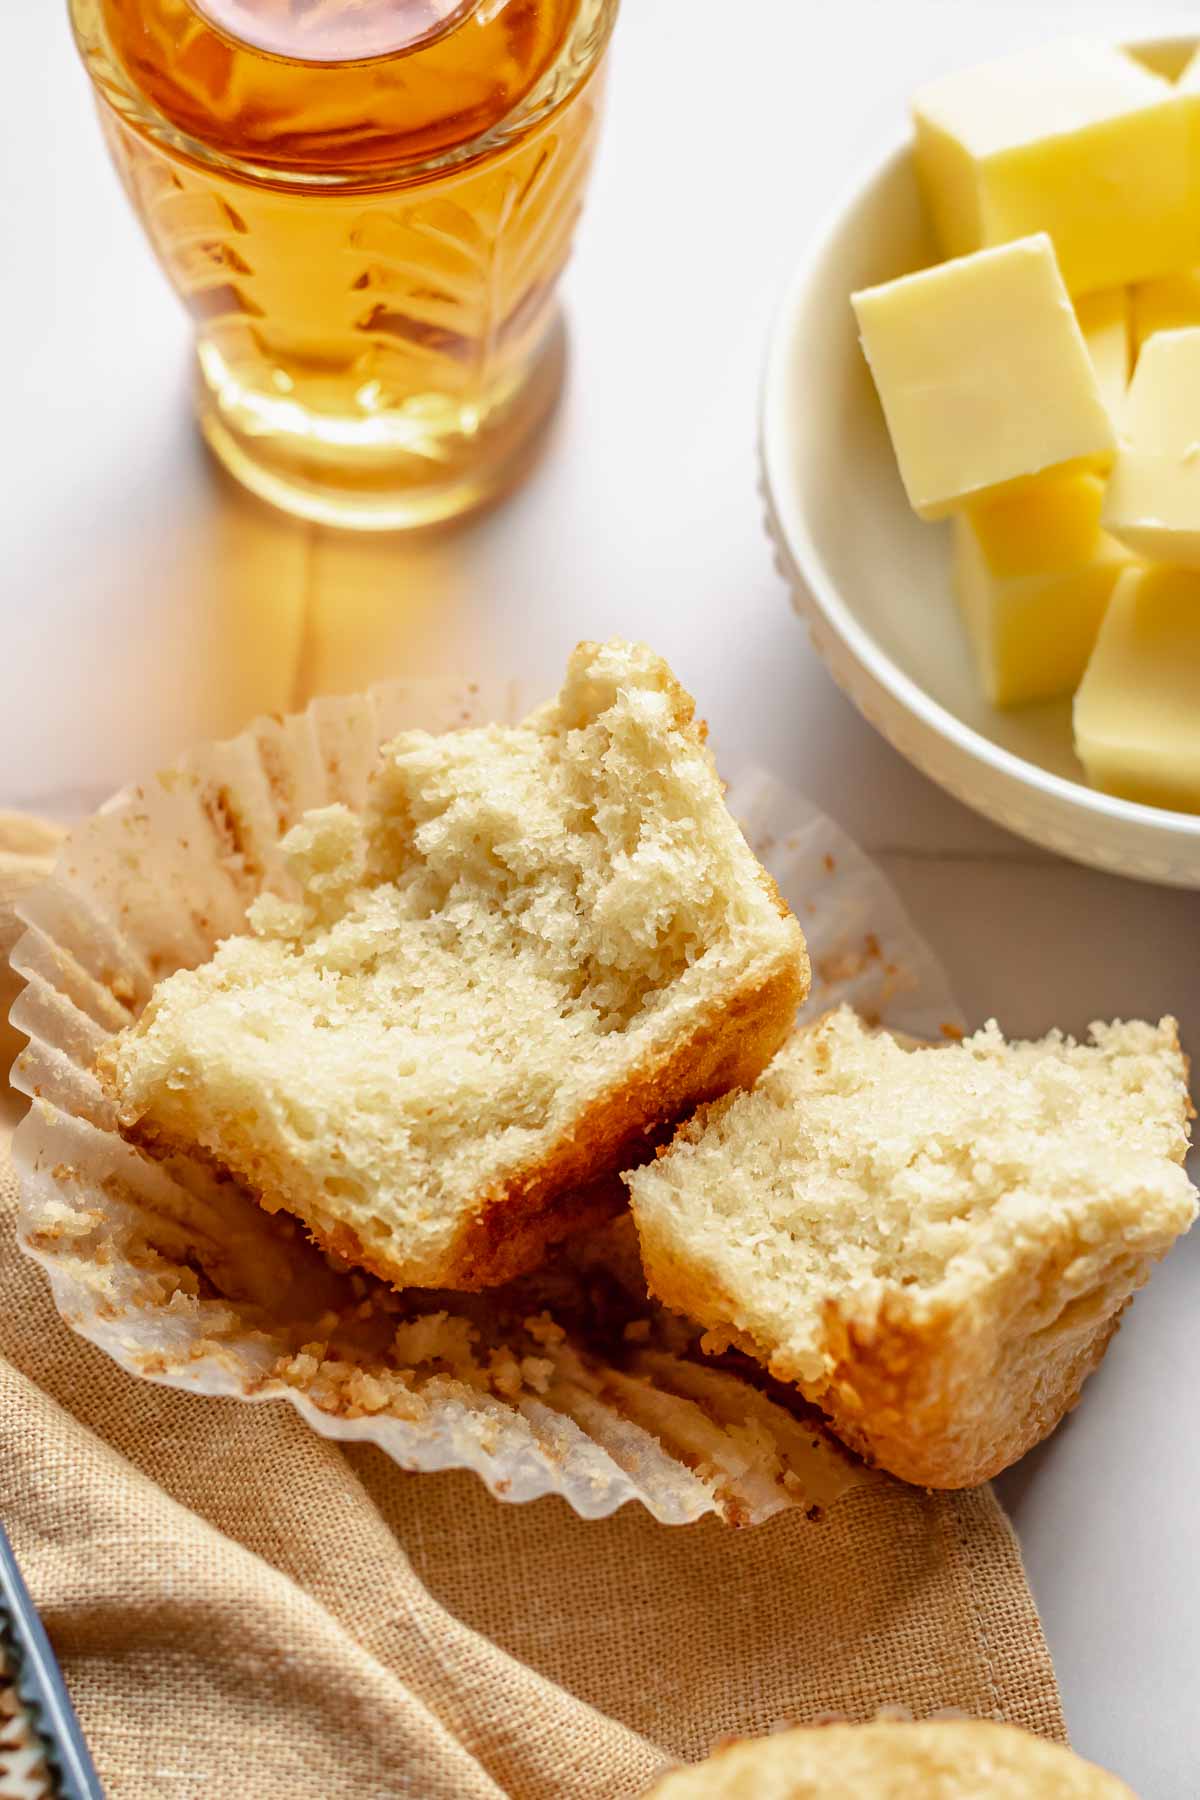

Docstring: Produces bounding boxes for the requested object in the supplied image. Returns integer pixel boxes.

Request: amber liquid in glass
[71,0,614,526]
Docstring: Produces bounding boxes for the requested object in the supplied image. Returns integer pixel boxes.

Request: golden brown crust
[643,1719,1135,1796]
[804,1300,1127,1490]
[106,941,809,1293]
[637,1209,1150,1490]
[306,1174,628,1291]
[446,946,808,1288]
[113,1108,630,1293]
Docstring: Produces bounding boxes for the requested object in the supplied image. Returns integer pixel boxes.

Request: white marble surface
[4,0,1199,1792]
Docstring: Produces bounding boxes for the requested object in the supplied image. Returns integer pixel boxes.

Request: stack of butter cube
[852,38,1200,816]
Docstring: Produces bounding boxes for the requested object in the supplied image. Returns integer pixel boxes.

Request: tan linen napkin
[0,821,1067,1800]
[0,1144,1067,1800]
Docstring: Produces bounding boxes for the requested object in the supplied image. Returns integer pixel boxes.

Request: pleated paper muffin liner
[10,680,963,1525]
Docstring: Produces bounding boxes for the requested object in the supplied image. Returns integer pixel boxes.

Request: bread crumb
[392,1312,477,1370]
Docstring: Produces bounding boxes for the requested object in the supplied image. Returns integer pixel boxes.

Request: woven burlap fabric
[0,1141,1067,1800]
[0,812,1067,1797]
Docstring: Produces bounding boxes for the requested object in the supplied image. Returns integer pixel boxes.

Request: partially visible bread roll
[626,1006,1196,1487]
[644,1720,1135,1797]
[99,641,808,1291]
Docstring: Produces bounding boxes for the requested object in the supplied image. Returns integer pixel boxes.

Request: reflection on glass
[68,0,619,529]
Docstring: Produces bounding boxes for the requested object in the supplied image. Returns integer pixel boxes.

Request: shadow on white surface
[995,1226,1200,1800]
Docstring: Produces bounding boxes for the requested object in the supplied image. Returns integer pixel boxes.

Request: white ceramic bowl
[760,40,1200,889]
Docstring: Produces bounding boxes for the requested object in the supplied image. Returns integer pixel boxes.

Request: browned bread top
[644,1719,1136,1797]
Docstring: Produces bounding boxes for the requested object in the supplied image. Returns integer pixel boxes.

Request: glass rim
[73,0,619,195]
[186,0,479,67]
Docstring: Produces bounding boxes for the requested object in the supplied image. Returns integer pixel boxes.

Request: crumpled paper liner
[10,682,964,1526]
[0,817,67,1099]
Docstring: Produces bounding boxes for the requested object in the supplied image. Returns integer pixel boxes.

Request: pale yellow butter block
[1131,270,1200,357]
[913,40,1200,295]
[1103,327,1200,567]
[1076,288,1130,424]
[954,473,1133,707]
[1074,564,1200,812]
[853,235,1115,520]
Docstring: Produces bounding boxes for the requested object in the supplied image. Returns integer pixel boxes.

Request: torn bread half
[626,1005,1196,1487]
[99,640,809,1291]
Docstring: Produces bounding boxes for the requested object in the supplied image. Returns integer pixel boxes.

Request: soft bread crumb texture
[627,1006,1196,1487]
[101,641,809,1290]
[644,1718,1134,1797]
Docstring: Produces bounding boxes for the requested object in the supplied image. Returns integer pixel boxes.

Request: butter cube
[1131,270,1200,357]
[1074,565,1200,812]
[954,473,1133,707]
[1076,288,1130,424]
[853,236,1115,519]
[913,40,1200,295]
[1103,327,1200,566]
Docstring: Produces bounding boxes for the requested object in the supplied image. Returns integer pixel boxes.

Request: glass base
[194,316,567,532]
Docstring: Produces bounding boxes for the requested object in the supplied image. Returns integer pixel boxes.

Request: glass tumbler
[68,0,619,529]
